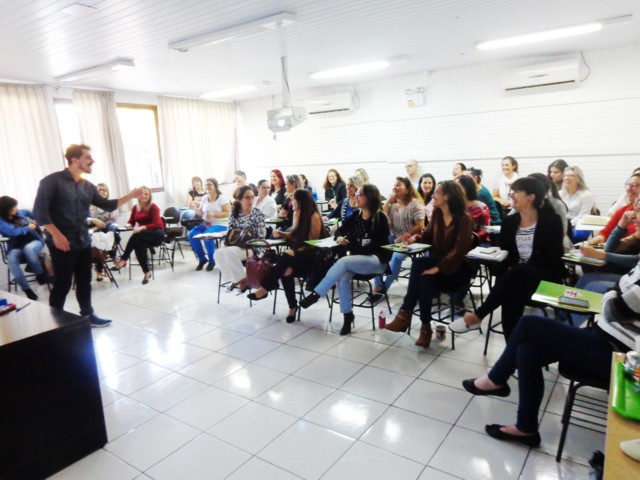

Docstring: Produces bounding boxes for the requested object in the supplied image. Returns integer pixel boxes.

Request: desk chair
[555,361,609,462]
[328,272,392,331]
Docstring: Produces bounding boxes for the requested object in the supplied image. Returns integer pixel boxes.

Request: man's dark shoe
[87,314,112,328]
[206,261,215,271]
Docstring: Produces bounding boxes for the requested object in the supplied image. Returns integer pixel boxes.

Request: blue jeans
[314,255,387,314]
[569,272,620,325]
[188,224,227,262]
[488,315,612,433]
[7,240,44,291]
[374,235,404,290]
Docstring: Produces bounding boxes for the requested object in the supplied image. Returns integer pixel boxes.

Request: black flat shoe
[286,308,298,324]
[300,292,320,309]
[247,292,268,301]
[196,261,206,271]
[485,424,541,448]
[462,378,511,397]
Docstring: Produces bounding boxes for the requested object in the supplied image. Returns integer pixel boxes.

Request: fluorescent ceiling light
[476,16,633,51]
[169,12,297,52]
[60,3,97,16]
[54,59,135,83]
[201,81,272,99]
[309,56,408,80]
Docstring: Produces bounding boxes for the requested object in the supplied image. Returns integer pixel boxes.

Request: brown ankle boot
[414,323,433,348]
[385,309,412,332]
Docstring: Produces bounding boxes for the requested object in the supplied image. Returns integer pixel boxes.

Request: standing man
[405,159,420,188]
[34,144,143,327]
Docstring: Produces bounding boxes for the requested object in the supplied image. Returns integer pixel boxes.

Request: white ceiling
[1,0,639,101]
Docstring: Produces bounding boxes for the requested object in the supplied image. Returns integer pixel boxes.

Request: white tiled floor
[24,257,600,480]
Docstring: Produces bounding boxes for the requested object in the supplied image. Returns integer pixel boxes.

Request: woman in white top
[187,178,231,271]
[253,179,277,219]
[493,156,519,208]
[607,167,640,216]
[374,176,425,292]
[559,165,596,242]
[417,173,436,221]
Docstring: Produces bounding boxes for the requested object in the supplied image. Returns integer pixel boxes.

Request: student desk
[0,291,106,479]
[605,353,640,479]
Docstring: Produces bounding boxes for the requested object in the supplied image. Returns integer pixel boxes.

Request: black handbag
[224,228,253,248]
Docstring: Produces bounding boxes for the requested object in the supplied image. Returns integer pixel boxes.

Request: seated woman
[450,177,565,339]
[276,175,302,231]
[493,156,519,208]
[300,184,392,335]
[183,176,206,220]
[559,165,596,242]
[299,174,313,193]
[214,186,266,292]
[324,168,347,211]
[607,167,640,216]
[580,198,640,276]
[354,168,370,184]
[452,162,466,179]
[253,179,277,219]
[89,182,120,281]
[373,177,425,292]
[0,196,46,300]
[589,173,640,246]
[384,181,475,347]
[187,178,230,271]
[547,159,568,193]
[323,175,362,225]
[457,175,490,242]
[461,264,639,447]
[269,169,287,206]
[114,187,165,284]
[528,173,572,253]
[417,173,436,221]
[248,189,325,322]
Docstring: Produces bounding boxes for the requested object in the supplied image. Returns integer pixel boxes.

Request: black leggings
[121,229,166,273]
[263,250,316,308]
[475,264,561,339]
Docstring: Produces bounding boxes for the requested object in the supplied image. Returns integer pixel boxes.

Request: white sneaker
[449,317,481,333]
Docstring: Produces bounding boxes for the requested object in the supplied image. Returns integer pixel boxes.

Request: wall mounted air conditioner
[501,59,581,91]
[306,92,356,114]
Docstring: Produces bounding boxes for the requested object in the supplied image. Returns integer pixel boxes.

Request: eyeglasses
[355,192,365,197]
[626,183,640,189]
[563,174,575,178]
[243,195,255,200]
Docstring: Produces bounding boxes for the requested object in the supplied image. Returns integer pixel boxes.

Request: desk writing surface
[531,280,603,314]
[0,291,86,346]
[605,353,640,480]
[382,243,431,254]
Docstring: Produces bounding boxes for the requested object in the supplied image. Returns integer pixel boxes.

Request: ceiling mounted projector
[267,107,307,132]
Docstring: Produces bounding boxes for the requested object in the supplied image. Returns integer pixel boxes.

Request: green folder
[531,280,603,313]
[611,362,640,421]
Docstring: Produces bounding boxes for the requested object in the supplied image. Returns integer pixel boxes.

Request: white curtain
[157,96,237,205]
[72,90,130,198]
[0,84,62,208]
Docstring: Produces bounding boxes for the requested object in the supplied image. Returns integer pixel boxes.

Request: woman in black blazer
[324,169,347,211]
[449,177,565,339]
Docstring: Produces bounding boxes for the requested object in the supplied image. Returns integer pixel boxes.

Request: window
[116,105,163,190]
[53,101,164,190]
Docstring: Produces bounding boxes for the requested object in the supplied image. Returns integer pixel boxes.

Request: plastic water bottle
[378,310,386,329]
[312,189,318,201]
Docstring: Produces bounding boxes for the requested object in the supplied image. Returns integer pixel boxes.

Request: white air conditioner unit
[501,59,581,91]
[267,106,307,132]
[306,92,356,114]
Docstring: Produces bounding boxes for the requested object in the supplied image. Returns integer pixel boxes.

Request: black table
[0,291,107,479]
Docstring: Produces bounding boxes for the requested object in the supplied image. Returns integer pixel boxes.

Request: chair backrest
[163,207,181,225]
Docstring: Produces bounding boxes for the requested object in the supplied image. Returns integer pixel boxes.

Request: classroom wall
[236,43,640,210]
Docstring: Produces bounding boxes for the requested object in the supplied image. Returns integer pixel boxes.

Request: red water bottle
[378,310,386,329]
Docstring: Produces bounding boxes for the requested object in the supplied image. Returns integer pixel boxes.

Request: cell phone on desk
[558,296,589,308]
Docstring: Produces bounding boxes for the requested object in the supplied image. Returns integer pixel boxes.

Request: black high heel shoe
[300,292,320,309]
[340,312,355,336]
[286,307,298,324]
